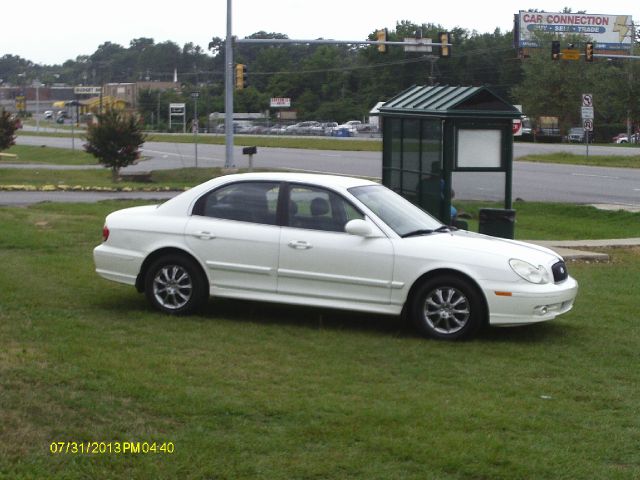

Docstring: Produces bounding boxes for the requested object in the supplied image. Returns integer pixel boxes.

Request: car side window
[288,186,363,232]
[194,181,280,225]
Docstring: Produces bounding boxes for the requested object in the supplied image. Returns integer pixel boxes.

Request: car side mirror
[345,219,376,237]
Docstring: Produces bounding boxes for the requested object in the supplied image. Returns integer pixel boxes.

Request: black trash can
[478,208,516,239]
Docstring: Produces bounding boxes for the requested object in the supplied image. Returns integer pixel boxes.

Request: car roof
[158,172,379,214]
[216,171,377,189]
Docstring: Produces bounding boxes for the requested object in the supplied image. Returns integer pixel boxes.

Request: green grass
[1,145,96,166]
[518,152,640,168]
[1,201,640,479]
[0,166,230,190]
[456,201,640,240]
[18,130,382,152]
[147,133,383,152]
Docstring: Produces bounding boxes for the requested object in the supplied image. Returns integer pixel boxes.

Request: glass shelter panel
[401,119,420,203]
[418,119,443,220]
[452,171,506,202]
[382,118,403,192]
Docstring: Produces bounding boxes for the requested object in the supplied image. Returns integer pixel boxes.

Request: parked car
[284,123,302,134]
[612,133,626,143]
[567,127,586,143]
[308,122,336,136]
[613,133,639,144]
[44,110,54,120]
[216,121,254,134]
[94,172,578,340]
[322,122,338,135]
[284,121,322,135]
[267,124,286,135]
[567,127,595,143]
[332,120,362,136]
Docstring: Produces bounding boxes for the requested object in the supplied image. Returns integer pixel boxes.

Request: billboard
[270,97,291,108]
[74,86,102,95]
[516,11,632,51]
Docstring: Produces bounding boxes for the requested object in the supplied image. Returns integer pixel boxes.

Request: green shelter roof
[379,85,521,119]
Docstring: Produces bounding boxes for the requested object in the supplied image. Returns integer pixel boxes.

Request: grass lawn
[0,166,230,191]
[1,145,96,166]
[17,130,382,152]
[456,201,640,240]
[1,201,639,479]
[518,152,640,168]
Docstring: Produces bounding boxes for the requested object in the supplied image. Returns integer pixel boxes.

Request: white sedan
[94,172,578,340]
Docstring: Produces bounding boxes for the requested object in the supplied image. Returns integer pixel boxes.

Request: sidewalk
[527,238,640,262]
[526,204,640,262]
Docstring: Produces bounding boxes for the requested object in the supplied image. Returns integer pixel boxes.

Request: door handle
[288,240,312,250]
[193,231,216,240]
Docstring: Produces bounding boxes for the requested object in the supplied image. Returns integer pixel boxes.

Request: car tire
[144,254,208,315]
[411,275,483,340]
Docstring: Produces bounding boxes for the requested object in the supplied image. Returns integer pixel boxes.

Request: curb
[528,238,640,262]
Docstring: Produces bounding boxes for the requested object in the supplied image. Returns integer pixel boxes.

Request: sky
[0,0,637,65]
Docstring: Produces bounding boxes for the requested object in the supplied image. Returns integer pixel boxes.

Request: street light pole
[224,0,234,168]
[34,80,41,133]
[192,91,199,168]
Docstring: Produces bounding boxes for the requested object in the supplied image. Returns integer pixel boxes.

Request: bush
[0,109,20,152]
[84,109,146,180]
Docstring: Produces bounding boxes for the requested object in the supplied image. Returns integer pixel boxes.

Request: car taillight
[102,225,110,242]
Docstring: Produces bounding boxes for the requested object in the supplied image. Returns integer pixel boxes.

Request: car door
[277,184,395,305]
[185,181,281,294]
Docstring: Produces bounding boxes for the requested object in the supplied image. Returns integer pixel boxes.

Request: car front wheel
[144,255,207,314]
[411,275,483,340]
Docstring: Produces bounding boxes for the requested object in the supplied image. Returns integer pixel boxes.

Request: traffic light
[439,32,450,58]
[585,42,594,62]
[551,41,560,61]
[235,63,247,90]
[376,29,387,53]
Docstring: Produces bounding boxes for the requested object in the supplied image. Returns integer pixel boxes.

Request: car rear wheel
[144,255,207,314]
[411,275,483,340]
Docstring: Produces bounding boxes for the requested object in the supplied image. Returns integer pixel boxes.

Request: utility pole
[628,22,636,139]
[224,0,234,168]
[192,91,199,168]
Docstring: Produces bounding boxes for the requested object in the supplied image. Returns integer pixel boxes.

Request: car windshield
[349,184,443,237]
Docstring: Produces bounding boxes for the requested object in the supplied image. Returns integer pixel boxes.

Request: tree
[511,31,630,137]
[0,109,20,152]
[84,109,146,180]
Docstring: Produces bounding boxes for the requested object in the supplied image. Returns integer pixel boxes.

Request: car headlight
[509,259,552,284]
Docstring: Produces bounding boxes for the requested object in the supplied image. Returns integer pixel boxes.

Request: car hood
[401,229,562,266]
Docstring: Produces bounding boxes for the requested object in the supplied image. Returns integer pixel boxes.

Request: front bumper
[484,276,579,326]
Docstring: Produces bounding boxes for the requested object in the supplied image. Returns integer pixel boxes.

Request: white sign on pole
[270,97,291,108]
[73,86,102,95]
[512,119,523,136]
[582,94,593,107]
[169,103,186,114]
[169,103,186,132]
[403,38,432,52]
[583,119,593,131]
[581,106,594,119]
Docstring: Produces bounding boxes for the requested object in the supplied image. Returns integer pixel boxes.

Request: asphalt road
[4,135,640,207]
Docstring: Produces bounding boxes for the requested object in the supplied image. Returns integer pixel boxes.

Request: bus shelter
[379,85,522,236]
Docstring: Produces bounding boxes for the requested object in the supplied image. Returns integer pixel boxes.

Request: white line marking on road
[571,173,620,180]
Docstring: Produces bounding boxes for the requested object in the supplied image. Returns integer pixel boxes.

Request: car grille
[552,261,569,283]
